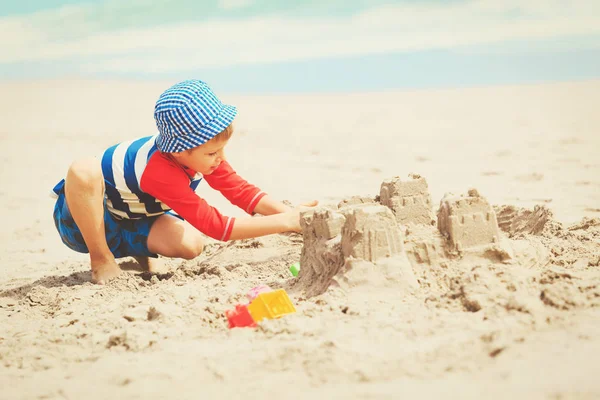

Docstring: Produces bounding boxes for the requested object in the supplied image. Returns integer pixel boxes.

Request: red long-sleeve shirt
[140,152,266,241]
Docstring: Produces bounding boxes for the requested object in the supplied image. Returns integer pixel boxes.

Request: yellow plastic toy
[248,289,296,322]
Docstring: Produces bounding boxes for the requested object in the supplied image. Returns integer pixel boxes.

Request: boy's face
[171,137,229,175]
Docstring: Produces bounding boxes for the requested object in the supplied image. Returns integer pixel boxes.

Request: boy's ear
[170,151,184,160]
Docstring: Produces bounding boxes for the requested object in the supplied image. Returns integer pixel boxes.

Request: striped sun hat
[154,80,237,153]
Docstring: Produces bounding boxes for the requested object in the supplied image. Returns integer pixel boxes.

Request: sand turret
[437,189,500,251]
[380,174,435,226]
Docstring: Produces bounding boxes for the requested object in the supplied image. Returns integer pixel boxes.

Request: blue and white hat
[154,80,237,153]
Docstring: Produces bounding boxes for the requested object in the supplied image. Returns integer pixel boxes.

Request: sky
[1,0,599,92]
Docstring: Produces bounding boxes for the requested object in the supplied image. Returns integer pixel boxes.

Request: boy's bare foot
[134,256,170,274]
[91,258,121,285]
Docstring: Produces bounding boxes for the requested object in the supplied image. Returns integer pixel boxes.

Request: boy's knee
[67,158,103,189]
[179,236,204,260]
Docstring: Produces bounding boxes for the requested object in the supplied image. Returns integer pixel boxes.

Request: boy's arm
[204,161,291,215]
[253,195,292,215]
[229,200,318,239]
[145,182,300,241]
[141,154,301,241]
[228,212,297,240]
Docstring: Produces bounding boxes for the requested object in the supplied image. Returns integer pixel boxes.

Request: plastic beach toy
[246,285,272,302]
[289,262,300,277]
[225,304,257,328]
[226,289,297,329]
[248,289,297,323]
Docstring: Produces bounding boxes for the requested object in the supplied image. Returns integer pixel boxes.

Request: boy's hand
[286,200,319,232]
[229,200,319,240]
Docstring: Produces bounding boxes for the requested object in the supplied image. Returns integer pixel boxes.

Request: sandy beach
[0,79,599,399]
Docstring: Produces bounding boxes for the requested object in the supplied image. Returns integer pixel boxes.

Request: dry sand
[0,79,599,399]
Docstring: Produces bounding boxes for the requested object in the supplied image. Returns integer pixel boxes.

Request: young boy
[52,80,316,284]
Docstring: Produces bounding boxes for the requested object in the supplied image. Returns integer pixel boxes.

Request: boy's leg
[147,214,205,260]
[64,158,121,284]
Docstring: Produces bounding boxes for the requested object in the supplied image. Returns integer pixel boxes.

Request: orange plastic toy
[247,289,297,322]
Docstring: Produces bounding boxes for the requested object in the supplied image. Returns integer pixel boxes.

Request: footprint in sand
[558,137,583,145]
[557,158,581,163]
[495,150,512,158]
[515,173,544,182]
[530,198,553,203]
[575,181,600,187]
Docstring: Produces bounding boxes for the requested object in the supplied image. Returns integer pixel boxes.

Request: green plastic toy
[289,262,300,277]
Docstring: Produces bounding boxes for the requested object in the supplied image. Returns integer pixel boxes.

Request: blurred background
[1,0,600,93]
[0,0,599,228]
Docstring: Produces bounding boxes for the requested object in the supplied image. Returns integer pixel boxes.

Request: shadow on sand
[0,259,173,300]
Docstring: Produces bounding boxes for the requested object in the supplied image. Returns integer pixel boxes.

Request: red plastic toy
[225,304,257,328]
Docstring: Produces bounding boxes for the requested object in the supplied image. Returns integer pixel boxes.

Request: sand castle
[341,205,404,261]
[437,188,500,251]
[297,175,503,296]
[379,174,435,226]
[298,202,405,296]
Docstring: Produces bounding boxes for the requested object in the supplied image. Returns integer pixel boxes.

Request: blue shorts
[52,180,159,259]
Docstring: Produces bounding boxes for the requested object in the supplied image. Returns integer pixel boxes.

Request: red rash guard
[140,152,266,241]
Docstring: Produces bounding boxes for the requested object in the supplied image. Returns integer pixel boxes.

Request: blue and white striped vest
[52,135,202,220]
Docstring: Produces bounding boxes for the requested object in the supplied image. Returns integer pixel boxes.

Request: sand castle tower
[298,208,347,297]
[380,174,435,226]
[340,204,403,262]
[298,203,405,296]
[437,189,500,251]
